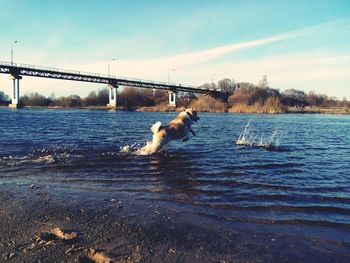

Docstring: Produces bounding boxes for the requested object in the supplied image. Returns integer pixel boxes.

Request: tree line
[0,76,349,113]
[0,87,169,109]
[193,77,350,113]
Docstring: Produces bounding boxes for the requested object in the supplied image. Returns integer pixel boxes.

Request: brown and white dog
[137,108,199,155]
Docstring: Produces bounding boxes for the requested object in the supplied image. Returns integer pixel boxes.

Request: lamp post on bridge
[11,41,18,66]
[211,73,216,88]
[108,58,116,76]
[168,68,175,83]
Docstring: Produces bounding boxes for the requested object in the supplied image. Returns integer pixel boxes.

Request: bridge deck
[0,61,221,96]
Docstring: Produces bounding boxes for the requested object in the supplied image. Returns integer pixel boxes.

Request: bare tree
[0,91,11,105]
[153,89,168,105]
[257,75,268,89]
[199,83,212,90]
[237,82,256,90]
[217,78,237,95]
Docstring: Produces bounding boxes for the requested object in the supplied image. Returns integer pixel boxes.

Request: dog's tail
[151,121,162,134]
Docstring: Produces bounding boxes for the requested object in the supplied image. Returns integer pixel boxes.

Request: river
[0,108,349,261]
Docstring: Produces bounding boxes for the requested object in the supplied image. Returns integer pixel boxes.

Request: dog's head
[185,108,200,122]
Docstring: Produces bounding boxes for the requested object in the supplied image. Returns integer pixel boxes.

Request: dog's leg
[182,130,190,141]
[190,128,196,136]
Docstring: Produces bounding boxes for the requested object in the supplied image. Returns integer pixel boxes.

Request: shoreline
[1,183,349,263]
[0,184,232,262]
[1,105,349,115]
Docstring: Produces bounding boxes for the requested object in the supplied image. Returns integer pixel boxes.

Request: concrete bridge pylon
[9,74,22,109]
[168,91,177,107]
[107,84,118,108]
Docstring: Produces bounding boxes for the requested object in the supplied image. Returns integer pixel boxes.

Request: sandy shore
[1,183,350,263]
[0,184,238,263]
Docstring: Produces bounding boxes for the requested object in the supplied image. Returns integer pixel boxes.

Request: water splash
[118,142,140,154]
[236,121,279,149]
[119,135,163,156]
[0,146,82,166]
[120,121,165,156]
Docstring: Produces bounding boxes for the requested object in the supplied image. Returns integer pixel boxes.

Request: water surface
[1,108,350,259]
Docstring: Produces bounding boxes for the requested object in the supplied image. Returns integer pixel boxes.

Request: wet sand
[1,184,350,263]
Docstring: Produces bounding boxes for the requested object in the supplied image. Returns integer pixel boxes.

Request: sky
[0,0,350,99]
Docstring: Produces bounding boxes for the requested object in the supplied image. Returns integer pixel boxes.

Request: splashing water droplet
[236,121,280,149]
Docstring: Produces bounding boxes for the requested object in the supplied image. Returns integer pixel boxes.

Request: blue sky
[0,0,350,98]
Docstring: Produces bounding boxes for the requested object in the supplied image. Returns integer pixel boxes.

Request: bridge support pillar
[107,85,118,108]
[9,74,22,109]
[168,91,177,107]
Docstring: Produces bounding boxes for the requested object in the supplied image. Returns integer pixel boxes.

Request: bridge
[0,61,227,108]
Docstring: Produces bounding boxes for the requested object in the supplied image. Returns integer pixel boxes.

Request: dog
[137,108,200,155]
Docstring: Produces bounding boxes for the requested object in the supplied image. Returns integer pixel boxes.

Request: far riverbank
[2,105,349,115]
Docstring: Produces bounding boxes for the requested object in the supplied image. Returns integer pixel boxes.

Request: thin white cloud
[145,32,298,67]
[66,18,349,72]
[65,29,303,82]
[70,18,349,81]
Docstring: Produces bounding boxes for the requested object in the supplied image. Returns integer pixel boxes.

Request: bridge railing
[0,61,220,92]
